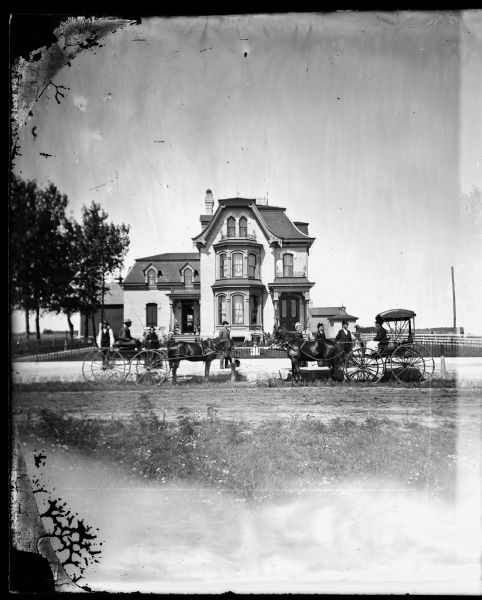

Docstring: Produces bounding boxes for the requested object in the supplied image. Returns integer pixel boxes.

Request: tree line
[9,175,130,339]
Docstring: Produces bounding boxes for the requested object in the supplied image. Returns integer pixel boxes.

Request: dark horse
[167,338,234,384]
[273,327,345,382]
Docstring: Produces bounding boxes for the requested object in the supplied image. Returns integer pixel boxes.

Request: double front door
[181,301,194,333]
[279,293,301,330]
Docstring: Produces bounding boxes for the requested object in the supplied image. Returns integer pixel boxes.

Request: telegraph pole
[451,266,456,330]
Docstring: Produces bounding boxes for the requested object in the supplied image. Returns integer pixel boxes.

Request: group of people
[293,318,389,354]
[97,316,390,355]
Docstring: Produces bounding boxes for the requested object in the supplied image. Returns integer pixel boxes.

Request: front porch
[167,291,200,334]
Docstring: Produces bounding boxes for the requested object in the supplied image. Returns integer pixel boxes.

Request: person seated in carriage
[295,322,313,341]
[314,322,326,340]
[115,319,141,350]
[365,317,389,354]
[143,326,160,349]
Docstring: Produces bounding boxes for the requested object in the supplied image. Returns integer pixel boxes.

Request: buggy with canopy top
[343,309,435,383]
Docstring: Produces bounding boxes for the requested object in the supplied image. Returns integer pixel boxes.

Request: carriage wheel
[82,348,128,383]
[410,344,435,380]
[344,348,383,382]
[130,350,168,385]
[389,345,426,383]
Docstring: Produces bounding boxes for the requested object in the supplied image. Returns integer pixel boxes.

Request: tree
[75,202,130,339]
[9,176,69,339]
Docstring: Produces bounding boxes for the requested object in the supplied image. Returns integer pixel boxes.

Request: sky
[10,11,482,334]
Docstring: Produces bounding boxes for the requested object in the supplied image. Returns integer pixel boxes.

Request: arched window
[250,295,259,324]
[184,269,193,287]
[283,253,293,277]
[146,303,158,327]
[248,253,257,278]
[147,270,157,286]
[239,216,247,237]
[227,216,236,237]
[232,252,243,277]
[218,295,227,324]
[219,253,228,278]
[232,294,244,324]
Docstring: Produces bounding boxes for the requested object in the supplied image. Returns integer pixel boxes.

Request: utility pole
[451,266,456,330]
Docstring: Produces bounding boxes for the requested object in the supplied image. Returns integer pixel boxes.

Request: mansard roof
[123,252,199,285]
[192,197,315,248]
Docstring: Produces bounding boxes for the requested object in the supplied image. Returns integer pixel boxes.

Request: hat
[317,322,324,328]
[222,321,229,326]
[375,316,384,325]
[342,319,348,325]
[124,318,132,324]
[295,322,302,328]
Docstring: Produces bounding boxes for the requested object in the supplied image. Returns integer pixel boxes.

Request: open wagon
[343,309,435,383]
[82,342,169,385]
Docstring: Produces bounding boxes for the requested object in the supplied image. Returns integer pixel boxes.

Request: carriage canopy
[376,309,416,322]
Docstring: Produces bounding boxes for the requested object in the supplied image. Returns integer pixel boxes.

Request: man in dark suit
[218,321,232,368]
[374,321,389,351]
[335,319,353,355]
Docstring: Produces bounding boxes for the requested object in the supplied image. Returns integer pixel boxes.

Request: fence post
[440,344,447,378]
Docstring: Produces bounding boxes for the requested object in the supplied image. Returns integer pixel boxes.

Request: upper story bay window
[283,253,294,277]
[232,294,244,324]
[239,216,248,237]
[248,253,257,278]
[219,253,228,278]
[232,252,243,277]
[227,216,236,237]
[218,295,227,324]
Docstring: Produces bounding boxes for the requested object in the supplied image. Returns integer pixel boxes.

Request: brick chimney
[205,189,214,215]
[200,189,214,231]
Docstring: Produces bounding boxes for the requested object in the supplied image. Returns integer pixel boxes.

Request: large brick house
[121,190,316,342]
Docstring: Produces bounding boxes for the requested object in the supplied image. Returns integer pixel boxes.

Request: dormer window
[184,269,193,287]
[239,216,247,237]
[227,216,236,237]
[145,267,157,286]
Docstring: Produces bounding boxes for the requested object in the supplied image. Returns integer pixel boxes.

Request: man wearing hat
[217,321,232,368]
[117,318,140,349]
[314,322,326,340]
[97,320,115,349]
[335,319,353,355]
[373,318,389,351]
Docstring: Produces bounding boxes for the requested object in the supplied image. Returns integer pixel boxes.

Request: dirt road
[12,383,481,427]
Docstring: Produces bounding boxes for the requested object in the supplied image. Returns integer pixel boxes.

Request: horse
[167,338,234,384]
[272,327,346,382]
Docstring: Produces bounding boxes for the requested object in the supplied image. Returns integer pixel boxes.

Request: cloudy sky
[11,11,482,333]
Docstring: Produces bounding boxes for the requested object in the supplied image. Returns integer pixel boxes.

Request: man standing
[97,320,114,348]
[335,319,353,355]
[218,321,232,368]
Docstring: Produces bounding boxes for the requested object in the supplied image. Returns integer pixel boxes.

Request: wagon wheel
[344,347,383,382]
[130,349,168,385]
[410,343,435,380]
[388,345,426,383]
[82,348,128,383]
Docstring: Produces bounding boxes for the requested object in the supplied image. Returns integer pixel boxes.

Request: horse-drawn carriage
[82,343,169,385]
[82,337,235,385]
[343,309,435,383]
